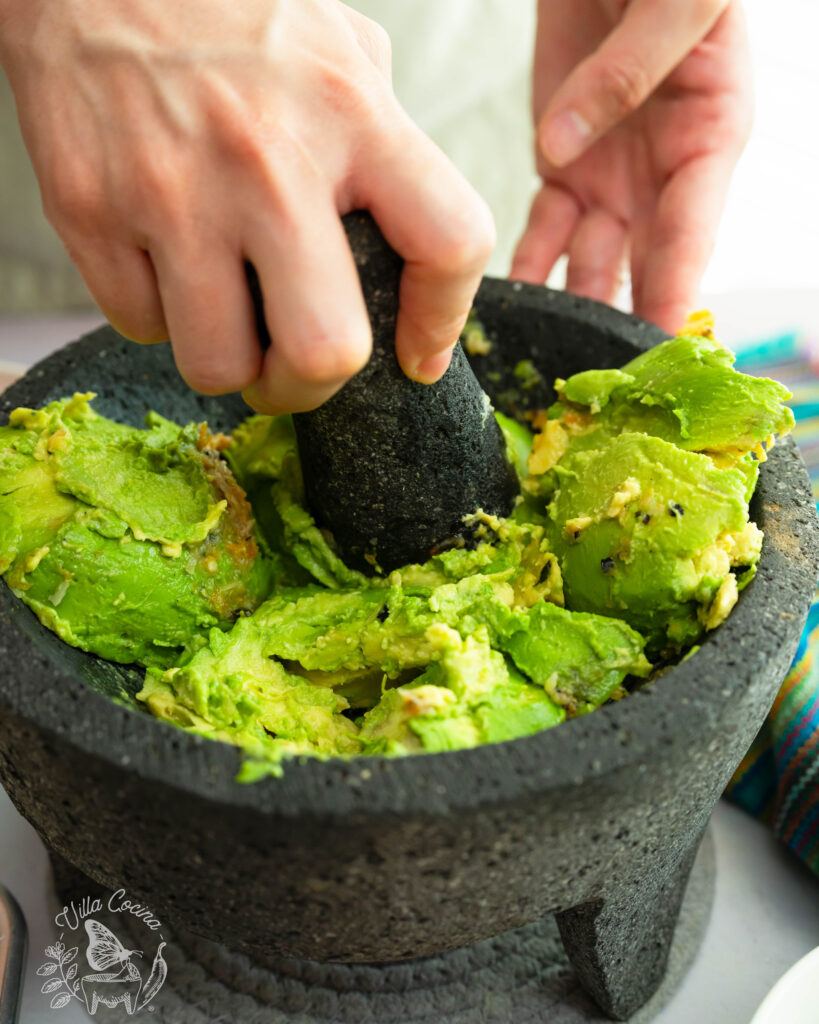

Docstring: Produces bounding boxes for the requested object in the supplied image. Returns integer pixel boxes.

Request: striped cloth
[726,333,819,875]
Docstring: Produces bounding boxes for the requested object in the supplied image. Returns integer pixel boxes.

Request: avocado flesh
[0,325,793,779]
[545,433,761,654]
[141,538,648,772]
[557,334,794,458]
[0,395,273,666]
[357,629,566,755]
[529,334,793,502]
[521,330,793,657]
[147,412,650,773]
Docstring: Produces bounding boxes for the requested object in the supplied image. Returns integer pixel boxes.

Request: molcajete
[0,281,816,1021]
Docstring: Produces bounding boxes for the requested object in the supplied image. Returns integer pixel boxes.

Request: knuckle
[598,57,651,116]
[430,198,496,273]
[224,122,269,175]
[205,89,270,173]
[315,61,380,127]
[180,358,244,396]
[712,114,750,160]
[358,19,392,68]
[134,149,183,202]
[43,162,101,230]
[289,336,370,385]
[128,157,188,230]
[254,153,313,228]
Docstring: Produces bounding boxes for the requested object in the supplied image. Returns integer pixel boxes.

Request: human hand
[0,0,494,411]
[511,0,752,334]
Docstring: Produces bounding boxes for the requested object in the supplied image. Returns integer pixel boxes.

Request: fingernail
[409,348,455,385]
[539,109,593,166]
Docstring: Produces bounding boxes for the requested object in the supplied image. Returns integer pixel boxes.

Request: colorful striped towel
[726,333,819,875]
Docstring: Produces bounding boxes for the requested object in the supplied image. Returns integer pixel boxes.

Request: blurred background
[697,0,819,343]
[1,0,817,367]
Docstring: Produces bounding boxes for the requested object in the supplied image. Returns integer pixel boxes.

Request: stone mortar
[46,831,715,1024]
[0,281,816,1021]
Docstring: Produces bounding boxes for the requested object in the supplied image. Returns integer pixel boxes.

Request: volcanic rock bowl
[0,282,817,1021]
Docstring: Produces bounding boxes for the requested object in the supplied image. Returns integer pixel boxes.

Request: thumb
[538,0,729,167]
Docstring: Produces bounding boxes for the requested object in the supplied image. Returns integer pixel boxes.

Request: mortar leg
[556,832,703,1020]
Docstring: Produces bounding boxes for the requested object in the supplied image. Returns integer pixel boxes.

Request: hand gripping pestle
[250,211,519,574]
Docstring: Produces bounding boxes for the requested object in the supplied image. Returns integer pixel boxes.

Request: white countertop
[1,300,818,1023]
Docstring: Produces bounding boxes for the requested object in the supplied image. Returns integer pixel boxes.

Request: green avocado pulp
[0,325,794,780]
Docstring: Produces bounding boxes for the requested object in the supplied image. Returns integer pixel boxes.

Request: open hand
[511,0,752,334]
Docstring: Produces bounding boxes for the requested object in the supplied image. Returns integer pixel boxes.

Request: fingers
[512,160,728,332]
[510,182,581,284]
[240,195,371,414]
[627,215,653,321]
[357,117,495,384]
[510,189,626,307]
[538,0,730,166]
[633,153,732,334]
[67,242,168,344]
[565,208,628,305]
[150,240,262,395]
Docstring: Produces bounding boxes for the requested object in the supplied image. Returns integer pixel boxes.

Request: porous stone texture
[292,212,519,573]
[0,284,816,1021]
[49,831,714,1023]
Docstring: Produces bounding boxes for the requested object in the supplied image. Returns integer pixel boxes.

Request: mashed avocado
[556,335,791,459]
[545,433,761,652]
[521,317,793,656]
[0,319,794,778]
[0,394,273,666]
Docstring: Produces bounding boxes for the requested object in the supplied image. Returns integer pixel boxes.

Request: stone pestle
[249,211,519,574]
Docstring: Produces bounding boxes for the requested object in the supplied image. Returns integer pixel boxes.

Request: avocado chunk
[358,628,566,755]
[0,394,273,666]
[491,599,650,712]
[1,319,793,779]
[140,617,362,766]
[546,432,761,652]
[520,324,793,657]
[139,556,649,771]
[533,333,794,492]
